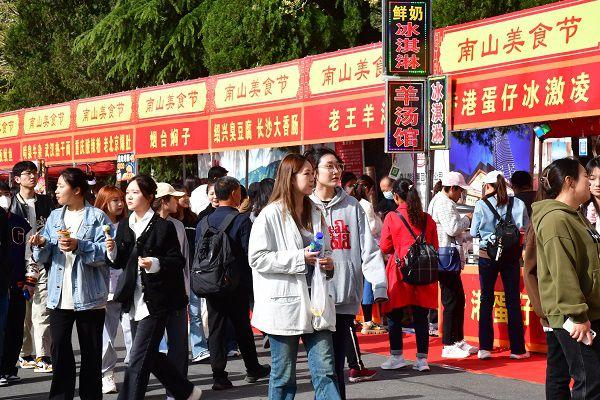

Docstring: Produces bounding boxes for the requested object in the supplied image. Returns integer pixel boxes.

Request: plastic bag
[310,260,336,331]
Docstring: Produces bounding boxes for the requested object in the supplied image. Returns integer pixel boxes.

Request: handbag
[437,245,462,272]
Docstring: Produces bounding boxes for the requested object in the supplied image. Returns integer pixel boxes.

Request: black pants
[387,306,430,357]
[332,314,354,400]
[361,304,372,322]
[478,257,526,354]
[439,271,465,345]
[206,288,261,381]
[165,306,189,399]
[545,330,571,400]
[49,308,105,400]
[119,313,194,400]
[554,320,600,400]
[345,322,364,371]
[0,287,26,376]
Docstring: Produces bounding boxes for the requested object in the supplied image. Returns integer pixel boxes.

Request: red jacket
[379,204,439,313]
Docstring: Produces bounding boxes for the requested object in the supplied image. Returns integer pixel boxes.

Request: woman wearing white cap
[153,182,191,400]
[428,171,478,359]
[470,170,529,360]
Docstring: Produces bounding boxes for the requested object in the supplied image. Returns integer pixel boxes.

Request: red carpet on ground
[358,332,546,384]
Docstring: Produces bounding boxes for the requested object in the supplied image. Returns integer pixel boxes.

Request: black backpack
[395,212,439,286]
[482,197,521,262]
[191,212,239,296]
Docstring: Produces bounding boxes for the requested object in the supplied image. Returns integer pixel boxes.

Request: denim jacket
[33,203,113,311]
[470,195,529,249]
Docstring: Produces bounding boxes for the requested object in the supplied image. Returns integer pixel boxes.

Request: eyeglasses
[318,163,345,173]
[20,171,37,177]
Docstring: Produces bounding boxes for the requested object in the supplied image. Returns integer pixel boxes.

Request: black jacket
[10,193,54,231]
[0,208,10,293]
[109,213,188,315]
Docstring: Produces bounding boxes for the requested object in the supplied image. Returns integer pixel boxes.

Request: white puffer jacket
[249,201,334,336]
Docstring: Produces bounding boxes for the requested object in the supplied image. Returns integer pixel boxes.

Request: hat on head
[156,182,186,199]
[483,170,505,184]
[441,171,470,190]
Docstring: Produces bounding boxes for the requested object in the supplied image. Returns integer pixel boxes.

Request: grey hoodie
[310,188,388,315]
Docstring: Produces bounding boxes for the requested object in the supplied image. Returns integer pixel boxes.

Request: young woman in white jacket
[249,154,340,400]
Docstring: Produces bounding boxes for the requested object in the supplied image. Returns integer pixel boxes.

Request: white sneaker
[102,373,118,394]
[187,386,203,400]
[413,358,430,372]
[456,340,478,355]
[227,349,240,357]
[191,352,210,363]
[478,350,492,360]
[441,344,470,359]
[0,376,8,387]
[380,355,409,370]
[510,351,531,360]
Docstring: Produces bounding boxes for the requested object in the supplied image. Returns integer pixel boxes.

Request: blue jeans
[268,330,340,400]
[189,291,209,358]
[478,257,526,354]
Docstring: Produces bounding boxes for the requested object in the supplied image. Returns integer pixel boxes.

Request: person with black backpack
[470,170,529,360]
[379,178,439,373]
[192,176,270,391]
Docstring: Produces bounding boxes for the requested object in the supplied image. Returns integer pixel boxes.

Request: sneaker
[212,377,233,391]
[34,357,52,373]
[348,367,377,383]
[478,350,492,360]
[380,355,409,370]
[0,376,8,387]
[102,373,118,394]
[5,375,20,383]
[413,358,430,372]
[456,340,478,355]
[19,356,36,369]
[191,352,211,363]
[226,349,240,358]
[441,344,470,359]
[361,321,387,335]
[510,351,531,360]
[246,364,271,383]
[428,323,439,337]
[187,387,203,400]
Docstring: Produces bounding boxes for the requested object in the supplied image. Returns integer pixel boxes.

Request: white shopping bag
[310,260,336,331]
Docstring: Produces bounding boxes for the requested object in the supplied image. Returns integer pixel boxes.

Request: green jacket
[532,200,600,329]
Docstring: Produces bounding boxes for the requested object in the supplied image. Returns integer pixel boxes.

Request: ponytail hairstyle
[539,157,583,200]
[483,174,509,206]
[392,178,425,227]
[432,180,443,196]
[349,175,375,202]
[585,157,600,214]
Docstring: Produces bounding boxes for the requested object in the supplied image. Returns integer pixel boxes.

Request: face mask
[383,191,394,200]
[0,195,10,211]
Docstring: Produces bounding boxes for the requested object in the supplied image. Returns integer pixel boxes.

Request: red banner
[136,119,209,157]
[461,266,546,352]
[453,59,599,130]
[21,135,73,164]
[335,141,364,177]
[303,94,385,143]
[0,141,20,170]
[73,129,134,162]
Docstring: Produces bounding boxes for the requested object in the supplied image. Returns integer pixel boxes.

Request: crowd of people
[0,150,599,399]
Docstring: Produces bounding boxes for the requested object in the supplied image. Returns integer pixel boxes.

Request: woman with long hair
[94,186,131,394]
[106,175,201,400]
[586,157,600,230]
[523,167,570,399]
[470,171,529,360]
[306,148,387,396]
[533,158,600,399]
[379,178,438,372]
[249,153,339,400]
[30,168,113,400]
[251,178,275,222]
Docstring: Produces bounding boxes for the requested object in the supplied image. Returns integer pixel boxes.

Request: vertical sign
[383,0,431,76]
[427,75,450,150]
[116,153,136,182]
[385,79,426,152]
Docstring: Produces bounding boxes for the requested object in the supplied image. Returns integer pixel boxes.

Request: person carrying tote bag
[428,171,478,360]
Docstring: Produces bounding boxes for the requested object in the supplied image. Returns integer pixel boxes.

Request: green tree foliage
[138,155,198,183]
[0,1,17,101]
[0,0,114,111]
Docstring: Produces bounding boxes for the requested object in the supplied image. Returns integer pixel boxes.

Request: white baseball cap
[156,182,186,199]
[483,170,505,184]
[441,171,470,190]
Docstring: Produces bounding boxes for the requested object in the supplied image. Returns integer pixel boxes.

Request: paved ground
[1,329,545,400]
